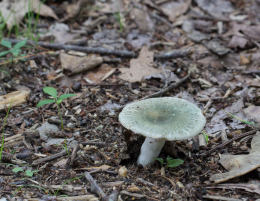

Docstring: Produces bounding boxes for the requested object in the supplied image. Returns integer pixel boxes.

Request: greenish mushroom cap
[119,97,206,140]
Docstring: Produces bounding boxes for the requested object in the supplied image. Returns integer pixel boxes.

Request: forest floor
[0,0,259,201]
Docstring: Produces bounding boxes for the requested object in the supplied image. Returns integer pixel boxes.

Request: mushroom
[119,97,206,167]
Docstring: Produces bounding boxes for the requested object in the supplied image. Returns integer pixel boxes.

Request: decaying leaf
[243,105,260,124]
[194,0,234,19]
[119,46,161,83]
[210,132,260,183]
[160,0,191,22]
[84,64,116,84]
[0,0,58,29]
[130,7,154,32]
[60,52,103,75]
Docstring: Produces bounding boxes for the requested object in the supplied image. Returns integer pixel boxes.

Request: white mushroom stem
[137,137,166,167]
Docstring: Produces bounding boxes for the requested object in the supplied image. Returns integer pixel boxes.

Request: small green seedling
[156,156,184,168]
[114,12,125,32]
[37,87,76,130]
[226,112,255,126]
[202,130,209,144]
[12,166,38,177]
[0,39,27,58]
[0,105,11,161]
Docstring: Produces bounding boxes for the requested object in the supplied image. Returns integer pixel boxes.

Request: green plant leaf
[166,157,184,168]
[1,39,12,48]
[13,39,27,49]
[37,99,55,107]
[10,48,20,57]
[43,87,57,98]
[12,167,23,173]
[202,131,209,144]
[0,50,10,57]
[156,157,164,166]
[57,94,76,104]
[25,169,36,177]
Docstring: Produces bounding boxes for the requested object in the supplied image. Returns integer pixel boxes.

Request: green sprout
[202,130,209,144]
[114,12,125,32]
[226,112,255,126]
[12,166,38,177]
[0,39,27,58]
[37,87,76,130]
[156,156,184,168]
[0,105,11,161]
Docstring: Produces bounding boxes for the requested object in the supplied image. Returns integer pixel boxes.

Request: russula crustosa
[119,97,206,167]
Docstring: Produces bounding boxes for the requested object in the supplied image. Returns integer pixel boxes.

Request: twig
[5,38,191,60]
[142,72,190,99]
[84,171,107,200]
[154,49,191,60]
[201,130,257,157]
[7,38,136,58]
[67,143,79,167]
[32,150,67,165]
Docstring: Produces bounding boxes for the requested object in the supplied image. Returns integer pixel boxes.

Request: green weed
[114,12,125,32]
[12,166,38,177]
[202,130,209,144]
[37,87,76,130]
[0,105,11,161]
[0,39,27,59]
[226,112,255,126]
[156,156,184,168]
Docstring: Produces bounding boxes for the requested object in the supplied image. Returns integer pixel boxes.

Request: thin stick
[84,171,107,200]
[142,72,190,99]
[201,130,257,157]
[32,150,67,165]
[68,143,79,166]
[5,38,191,59]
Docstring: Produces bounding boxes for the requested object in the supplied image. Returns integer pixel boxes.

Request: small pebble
[118,166,128,177]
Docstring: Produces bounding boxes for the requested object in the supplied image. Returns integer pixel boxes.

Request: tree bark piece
[0,90,30,110]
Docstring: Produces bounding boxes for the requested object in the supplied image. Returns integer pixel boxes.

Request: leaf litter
[0,0,260,200]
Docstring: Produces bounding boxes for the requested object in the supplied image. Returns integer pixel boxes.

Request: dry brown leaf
[60,53,103,75]
[160,0,191,22]
[210,132,260,183]
[119,46,161,83]
[0,0,58,29]
[84,64,115,84]
[243,105,260,124]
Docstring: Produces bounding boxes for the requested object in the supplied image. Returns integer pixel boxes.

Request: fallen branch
[5,38,191,60]
[142,72,190,99]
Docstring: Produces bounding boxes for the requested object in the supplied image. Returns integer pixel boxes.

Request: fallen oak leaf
[210,131,260,183]
[119,46,161,83]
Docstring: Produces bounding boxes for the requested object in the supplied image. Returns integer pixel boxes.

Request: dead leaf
[216,181,260,195]
[46,23,78,43]
[194,0,234,19]
[130,7,154,32]
[243,105,260,124]
[0,0,58,29]
[160,0,191,22]
[60,53,103,75]
[210,132,260,183]
[84,64,115,84]
[61,0,94,22]
[119,46,161,83]
[206,99,245,134]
